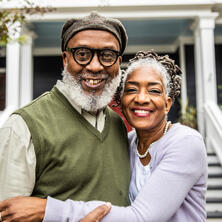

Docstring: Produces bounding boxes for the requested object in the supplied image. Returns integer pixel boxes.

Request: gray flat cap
[61,12,127,55]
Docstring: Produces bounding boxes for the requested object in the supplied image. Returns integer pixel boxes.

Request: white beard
[61,67,121,112]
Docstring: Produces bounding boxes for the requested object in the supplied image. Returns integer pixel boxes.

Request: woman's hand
[80,203,112,222]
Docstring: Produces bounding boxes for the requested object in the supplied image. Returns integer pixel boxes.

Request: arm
[0,114,36,200]
[43,135,207,222]
[80,203,112,222]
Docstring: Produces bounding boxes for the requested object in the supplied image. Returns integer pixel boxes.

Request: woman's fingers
[80,202,112,222]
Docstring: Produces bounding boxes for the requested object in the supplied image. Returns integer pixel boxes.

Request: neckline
[136,155,151,170]
[52,86,110,141]
[135,122,176,146]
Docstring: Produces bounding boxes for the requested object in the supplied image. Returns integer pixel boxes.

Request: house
[0,0,222,219]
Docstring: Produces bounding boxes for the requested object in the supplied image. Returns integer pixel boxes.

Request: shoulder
[13,92,51,117]
[151,123,207,179]
[161,123,207,165]
[170,123,201,136]
[1,114,31,146]
[107,106,125,125]
[3,114,30,134]
[106,107,128,135]
[107,106,121,117]
[167,123,204,147]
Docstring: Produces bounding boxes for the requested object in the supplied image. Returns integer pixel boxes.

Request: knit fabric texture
[61,11,127,55]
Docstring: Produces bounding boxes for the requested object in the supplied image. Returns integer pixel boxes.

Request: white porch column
[6,42,20,110]
[0,23,21,126]
[179,39,187,115]
[20,32,33,107]
[0,41,22,126]
[0,23,32,126]
[192,14,218,136]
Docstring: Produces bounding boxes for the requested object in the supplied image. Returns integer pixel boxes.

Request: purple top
[43,123,207,222]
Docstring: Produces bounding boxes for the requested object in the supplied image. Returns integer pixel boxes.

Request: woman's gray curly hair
[113,50,182,106]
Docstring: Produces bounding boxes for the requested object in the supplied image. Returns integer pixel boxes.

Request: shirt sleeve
[43,134,207,222]
[0,114,36,200]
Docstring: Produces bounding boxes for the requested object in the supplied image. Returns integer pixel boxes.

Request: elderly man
[0,12,130,221]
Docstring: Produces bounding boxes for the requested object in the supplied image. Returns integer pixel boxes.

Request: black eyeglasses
[66,47,120,67]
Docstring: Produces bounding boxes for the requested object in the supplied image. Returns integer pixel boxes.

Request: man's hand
[0,196,47,222]
[80,202,112,222]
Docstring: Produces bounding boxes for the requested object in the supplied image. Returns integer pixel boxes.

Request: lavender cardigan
[43,123,207,222]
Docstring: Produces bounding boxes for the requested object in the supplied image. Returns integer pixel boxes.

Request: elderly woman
[43,50,207,222]
[0,51,207,222]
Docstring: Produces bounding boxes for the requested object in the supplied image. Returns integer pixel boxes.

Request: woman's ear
[165,97,173,115]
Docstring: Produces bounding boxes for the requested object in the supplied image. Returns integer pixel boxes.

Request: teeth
[134,110,149,114]
[86,79,102,85]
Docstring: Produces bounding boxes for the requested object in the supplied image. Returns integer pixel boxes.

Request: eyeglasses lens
[73,48,117,67]
[74,48,92,65]
[100,50,116,66]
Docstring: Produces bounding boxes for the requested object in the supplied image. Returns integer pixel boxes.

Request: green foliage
[218,84,222,98]
[178,100,197,129]
[0,0,54,45]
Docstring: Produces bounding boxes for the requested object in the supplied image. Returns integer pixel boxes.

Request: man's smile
[79,73,109,92]
[84,78,106,88]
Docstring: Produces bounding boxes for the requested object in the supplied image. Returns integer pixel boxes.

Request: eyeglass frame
[66,47,121,67]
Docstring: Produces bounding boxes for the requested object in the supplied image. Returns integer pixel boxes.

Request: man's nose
[85,53,104,72]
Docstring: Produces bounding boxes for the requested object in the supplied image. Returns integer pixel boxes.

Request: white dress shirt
[0,80,106,201]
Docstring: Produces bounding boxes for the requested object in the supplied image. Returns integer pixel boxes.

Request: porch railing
[205,101,222,166]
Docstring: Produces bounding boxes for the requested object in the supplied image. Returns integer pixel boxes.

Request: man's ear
[165,97,173,115]
[62,52,68,67]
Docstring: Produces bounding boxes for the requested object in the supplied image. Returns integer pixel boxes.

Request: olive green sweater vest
[14,87,130,205]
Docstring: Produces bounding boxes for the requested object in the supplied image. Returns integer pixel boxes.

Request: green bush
[178,100,197,129]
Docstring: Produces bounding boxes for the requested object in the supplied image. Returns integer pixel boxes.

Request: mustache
[63,65,109,80]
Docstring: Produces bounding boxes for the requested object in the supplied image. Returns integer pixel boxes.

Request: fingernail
[105,202,112,208]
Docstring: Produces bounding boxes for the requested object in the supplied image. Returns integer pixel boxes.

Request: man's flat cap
[61,12,127,55]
